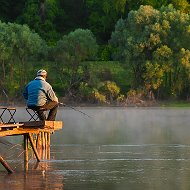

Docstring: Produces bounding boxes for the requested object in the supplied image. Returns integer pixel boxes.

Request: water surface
[1,107,190,190]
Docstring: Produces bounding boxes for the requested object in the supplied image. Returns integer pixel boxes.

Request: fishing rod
[59,102,92,118]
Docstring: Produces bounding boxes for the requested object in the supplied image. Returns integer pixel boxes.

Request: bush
[93,89,107,104]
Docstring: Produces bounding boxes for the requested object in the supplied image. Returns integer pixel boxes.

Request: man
[23,69,59,121]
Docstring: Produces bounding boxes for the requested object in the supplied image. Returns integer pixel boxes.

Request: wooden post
[47,133,50,148]
[28,133,40,162]
[47,132,50,159]
[44,132,47,159]
[0,156,14,174]
[41,132,45,150]
[45,132,48,150]
[47,145,50,160]
[33,134,37,147]
[24,134,29,171]
[36,132,42,149]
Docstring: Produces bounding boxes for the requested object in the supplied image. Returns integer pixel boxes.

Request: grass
[160,101,190,108]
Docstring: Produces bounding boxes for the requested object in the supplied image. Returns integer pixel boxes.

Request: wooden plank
[0,107,16,110]
[22,121,45,128]
[0,107,7,109]
[0,127,55,137]
[22,121,63,130]
[0,121,62,137]
[44,121,63,130]
[0,128,40,137]
[0,123,23,128]
[6,107,16,110]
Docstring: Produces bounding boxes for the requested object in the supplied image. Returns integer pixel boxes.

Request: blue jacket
[23,77,58,106]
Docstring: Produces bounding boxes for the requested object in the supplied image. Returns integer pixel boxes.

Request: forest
[1,0,190,105]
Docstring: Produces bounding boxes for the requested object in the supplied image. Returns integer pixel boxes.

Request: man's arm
[47,87,58,102]
[23,86,28,100]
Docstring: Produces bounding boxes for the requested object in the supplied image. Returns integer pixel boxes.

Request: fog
[52,107,190,145]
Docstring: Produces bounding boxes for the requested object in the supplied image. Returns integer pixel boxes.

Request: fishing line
[0,140,31,170]
[4,145,23,159]
[59,102,92,118]
[13,149,34,169]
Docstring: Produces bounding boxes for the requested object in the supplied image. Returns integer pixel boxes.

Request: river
[1,107,190,190]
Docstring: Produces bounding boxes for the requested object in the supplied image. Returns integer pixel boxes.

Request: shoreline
[1,99,190,108]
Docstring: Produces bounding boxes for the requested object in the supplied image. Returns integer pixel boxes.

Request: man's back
[23,69,59,121]
[24,79,51,106]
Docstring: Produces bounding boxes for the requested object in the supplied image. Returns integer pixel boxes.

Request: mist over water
[54,107,190,145]
[1,107,190,189]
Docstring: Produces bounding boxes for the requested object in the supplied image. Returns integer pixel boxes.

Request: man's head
[37,69,47,79]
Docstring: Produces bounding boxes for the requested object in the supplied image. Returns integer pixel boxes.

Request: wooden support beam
[41,132,45,150]
[28,133,40,162]
[0,128,40,137]
[36,132,42,150]
[47,132,50,148]
[24,134,29,171]
[47,132,50,159]
[0,156,14,174]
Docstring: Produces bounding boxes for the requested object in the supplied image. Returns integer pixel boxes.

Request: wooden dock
[0,121,63,173]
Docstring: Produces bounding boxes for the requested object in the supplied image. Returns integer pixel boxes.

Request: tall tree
[171,0,190,13]
[0,21,45,97]
[52,28,98,96]
[110,5,190,99]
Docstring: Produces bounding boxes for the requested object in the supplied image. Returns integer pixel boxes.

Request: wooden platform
[0,121,63,137]
[0,121,63,173]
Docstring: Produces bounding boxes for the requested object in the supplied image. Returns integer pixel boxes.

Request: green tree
[110,5,190,99]
[171,0,190,13]
[0,21,12,80]
[17,0,66,43]
[86,0,128,43]
[111,5,161,88]
[52,28,98,96]
[0,21,45,97]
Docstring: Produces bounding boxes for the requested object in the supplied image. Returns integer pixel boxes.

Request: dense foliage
[0,21,45,99]
[110,5,190,99]
[0,0,190,104]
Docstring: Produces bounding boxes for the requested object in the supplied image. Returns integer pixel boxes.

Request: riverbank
[1,99,190,108]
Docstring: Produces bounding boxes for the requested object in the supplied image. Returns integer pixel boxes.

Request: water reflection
[1,107,190,189]
[0,167,64,190]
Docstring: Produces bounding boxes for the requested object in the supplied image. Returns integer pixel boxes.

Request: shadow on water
[1,107,190,189]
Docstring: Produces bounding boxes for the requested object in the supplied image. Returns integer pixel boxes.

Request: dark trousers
[28,101,58,121]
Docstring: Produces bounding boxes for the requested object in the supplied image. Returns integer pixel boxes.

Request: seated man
[23,69,59,121]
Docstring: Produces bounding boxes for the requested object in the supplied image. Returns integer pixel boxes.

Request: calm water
[1,107,190,190]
